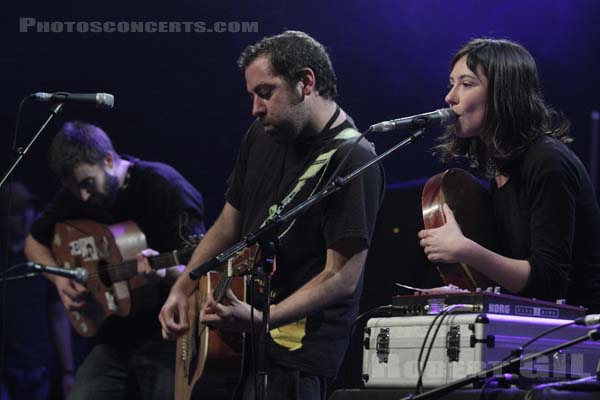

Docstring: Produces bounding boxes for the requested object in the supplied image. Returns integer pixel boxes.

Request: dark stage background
[2,0,600,392]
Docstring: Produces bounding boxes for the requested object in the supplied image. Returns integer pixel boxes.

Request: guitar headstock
[174,234,203,261]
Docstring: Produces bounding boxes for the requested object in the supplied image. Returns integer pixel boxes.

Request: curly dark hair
[49,121,117,180]
[434,38,571,177]
[238,30,337,100]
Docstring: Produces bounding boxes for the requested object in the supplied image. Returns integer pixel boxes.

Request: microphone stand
[188,127,428,400]
[0,102,64,189]
[0,273,38,283]
[399,328,600,400]
[254,236,277,400]
[189,127,427,281]
[0,101,64,392]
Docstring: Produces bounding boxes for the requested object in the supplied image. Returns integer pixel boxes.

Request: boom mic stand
[0,273,38,282]
[188,127,428,281]
[189,127,428,400]
[0,102,63,189]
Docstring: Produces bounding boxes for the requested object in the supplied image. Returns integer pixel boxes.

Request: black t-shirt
[29,156,205,344]
[491,136,600,312]
[1,250,60,368]
[226,118,385,376]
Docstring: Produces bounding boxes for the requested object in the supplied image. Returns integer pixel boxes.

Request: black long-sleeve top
[491,136,600,313]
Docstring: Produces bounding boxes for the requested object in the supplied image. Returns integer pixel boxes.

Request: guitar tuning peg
[185,233,204,247]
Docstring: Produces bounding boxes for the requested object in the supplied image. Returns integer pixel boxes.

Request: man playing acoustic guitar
[24,121,206,399]
[159,31,384,400]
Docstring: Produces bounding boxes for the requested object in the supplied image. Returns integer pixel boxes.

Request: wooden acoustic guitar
[52,219,197,337]
[421,168,499,291]
[174,244,258,400]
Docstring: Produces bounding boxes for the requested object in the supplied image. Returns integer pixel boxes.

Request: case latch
[446,325,460,362]
[376,328,390,364]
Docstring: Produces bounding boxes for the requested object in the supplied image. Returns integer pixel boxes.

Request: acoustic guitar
[421,168,499,291]
[174,244,258,400]
[52,219,197,337]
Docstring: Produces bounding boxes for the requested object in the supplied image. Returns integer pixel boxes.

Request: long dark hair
[434,38,571,177]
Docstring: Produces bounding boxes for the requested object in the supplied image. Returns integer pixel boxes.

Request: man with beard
[159,31,384,400]
[24,121,205,400]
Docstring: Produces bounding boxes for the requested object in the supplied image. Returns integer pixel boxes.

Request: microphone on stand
[370,108,457,132]
[27,262,89,284]
[574,314,600,326]
[30,92,114,109]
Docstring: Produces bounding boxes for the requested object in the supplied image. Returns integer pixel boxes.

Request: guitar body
[175,272,245,400]
[422,168,499,291]
[52,219,187,337]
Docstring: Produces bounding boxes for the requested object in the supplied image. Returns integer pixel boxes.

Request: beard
[264,118,302,144]
[88,171,120,209]
[262,89,307,144]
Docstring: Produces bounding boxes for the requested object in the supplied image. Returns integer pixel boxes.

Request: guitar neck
[108,247,194,283]
[213,274,234,303]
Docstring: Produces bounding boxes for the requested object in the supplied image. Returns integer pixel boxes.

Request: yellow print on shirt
[270,316,307,351]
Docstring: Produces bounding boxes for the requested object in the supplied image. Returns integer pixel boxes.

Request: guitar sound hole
[97,260,113,287]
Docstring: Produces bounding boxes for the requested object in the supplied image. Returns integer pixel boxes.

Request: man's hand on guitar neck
[137,248,164,282]
[137,248,185,284]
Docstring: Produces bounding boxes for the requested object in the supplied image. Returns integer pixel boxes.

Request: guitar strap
[261,126,361,239]
[257,112,361,351]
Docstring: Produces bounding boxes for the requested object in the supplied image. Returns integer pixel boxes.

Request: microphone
[370,108,457,132]
[31,92,114,109]
[574,314,600,326]
[27,262,89,284]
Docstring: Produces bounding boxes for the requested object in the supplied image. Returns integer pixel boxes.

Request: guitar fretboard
[107,247,194,283]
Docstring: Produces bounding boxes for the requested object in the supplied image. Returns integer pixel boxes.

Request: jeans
[234,362,328,400]
[67,339,174,400]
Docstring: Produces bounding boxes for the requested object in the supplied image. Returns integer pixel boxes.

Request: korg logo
[488,303,510,314]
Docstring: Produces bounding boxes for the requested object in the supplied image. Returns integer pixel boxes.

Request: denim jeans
[234,362,328,400]
[67,339,174,400]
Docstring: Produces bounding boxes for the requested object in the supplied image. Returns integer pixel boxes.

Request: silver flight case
[362,313,600,388]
